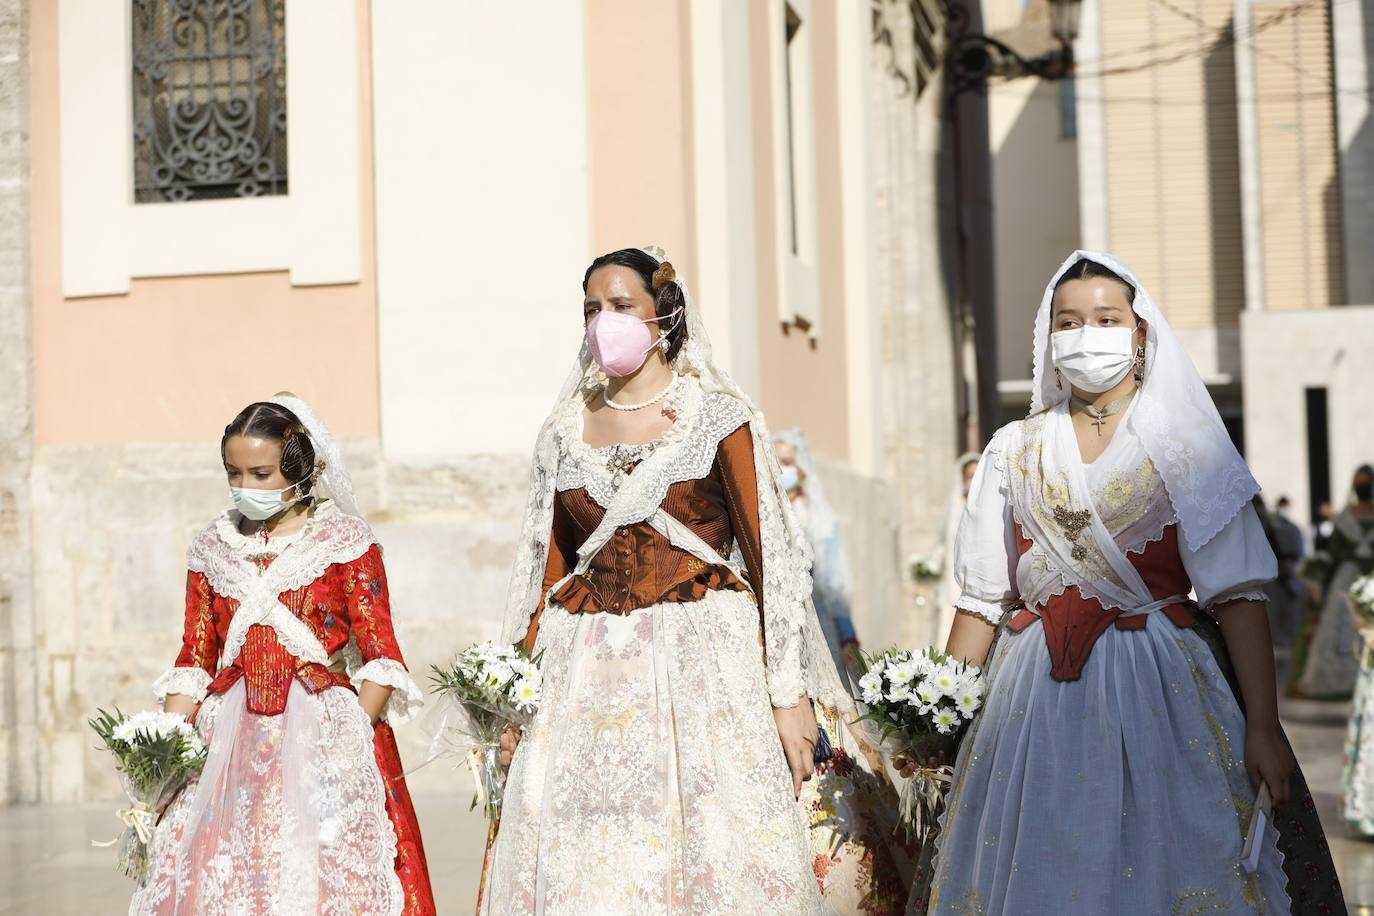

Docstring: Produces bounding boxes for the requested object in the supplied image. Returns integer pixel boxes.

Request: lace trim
[953,596,1004,625]
[555,382,752,513]
[188,508,378,669]
[212,504,328,558]
[351,658,424,725]
[1207,589,1269,609]
[153,666,213,704]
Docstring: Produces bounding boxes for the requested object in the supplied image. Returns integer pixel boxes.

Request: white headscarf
[267,393,362,518]
[500,247,851,711]
[1030,250,1260,551]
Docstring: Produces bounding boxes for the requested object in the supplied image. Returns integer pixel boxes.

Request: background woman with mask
[1289,464,1374,701]
[133,396,434,915]
[773,428,917,915]
[483,248,853,914]
[929,253,1341,913]
[1331,464,1374,834]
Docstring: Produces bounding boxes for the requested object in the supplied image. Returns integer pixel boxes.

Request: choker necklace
[1072,390,1136,437]
[603,375,679,412]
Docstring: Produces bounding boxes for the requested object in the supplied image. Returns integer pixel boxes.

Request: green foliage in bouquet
[89,707,207,883]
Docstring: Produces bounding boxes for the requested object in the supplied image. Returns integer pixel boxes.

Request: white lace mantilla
[186,504,377,671]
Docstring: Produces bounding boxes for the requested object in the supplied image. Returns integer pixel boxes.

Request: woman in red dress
[131,396,435,915]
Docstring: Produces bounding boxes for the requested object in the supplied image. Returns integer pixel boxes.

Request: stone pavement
[4,708,1374,914]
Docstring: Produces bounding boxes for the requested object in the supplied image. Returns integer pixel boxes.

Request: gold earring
[1055,368,1063,390]
[1133,346,1146,383]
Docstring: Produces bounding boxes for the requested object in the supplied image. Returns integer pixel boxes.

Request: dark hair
[583,248,688,361]
[221,402,318,502]
[1053,258,1137,308]
[1356,464,1374,480]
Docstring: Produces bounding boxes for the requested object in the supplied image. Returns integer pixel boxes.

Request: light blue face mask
[780,464,801,493]
[230,483,302,522]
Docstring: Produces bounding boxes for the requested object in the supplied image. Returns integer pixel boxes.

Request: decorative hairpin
[652,261,677,291]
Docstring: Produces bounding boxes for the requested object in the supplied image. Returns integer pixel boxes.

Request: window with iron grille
[132,0,287,203]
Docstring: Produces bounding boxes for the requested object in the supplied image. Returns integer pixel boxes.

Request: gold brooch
[1052,504,1094,561]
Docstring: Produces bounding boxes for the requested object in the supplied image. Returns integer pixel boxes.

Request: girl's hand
[164,693,199,719]
[499,724,522,770]
[773,699,818,799]
[1245,718,1295,806]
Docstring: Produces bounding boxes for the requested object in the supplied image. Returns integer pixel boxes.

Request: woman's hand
[498,724,522,770]
[773,699,818,799]
[358,682,393,725]
[1245,717,1295,806]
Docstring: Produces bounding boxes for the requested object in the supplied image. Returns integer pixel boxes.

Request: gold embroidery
[1171,888,1226,915]
[948,890,986,916]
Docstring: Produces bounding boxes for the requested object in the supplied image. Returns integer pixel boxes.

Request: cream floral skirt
[482,589,823,915]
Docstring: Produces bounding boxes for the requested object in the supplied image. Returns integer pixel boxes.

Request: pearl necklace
[603,375,679,412]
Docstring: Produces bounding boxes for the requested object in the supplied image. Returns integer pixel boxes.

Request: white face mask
[1051,326,1137,394]
[230,484,301,522]
[780,465,800,493]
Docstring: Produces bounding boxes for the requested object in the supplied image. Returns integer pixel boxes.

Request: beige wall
[1252,0,1344,311]
[1242,307,1374,526]
[29,0,381,448]
[1099,0,1246,334]
[990,77,1080,383]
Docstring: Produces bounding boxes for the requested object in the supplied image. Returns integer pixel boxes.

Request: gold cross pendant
[1090,415,1108,436]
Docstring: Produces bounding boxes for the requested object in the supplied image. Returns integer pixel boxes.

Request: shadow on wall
[1203,19,1247,325]
[986,78,1081,427]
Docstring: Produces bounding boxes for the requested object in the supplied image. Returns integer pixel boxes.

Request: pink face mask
[585,308,683,378]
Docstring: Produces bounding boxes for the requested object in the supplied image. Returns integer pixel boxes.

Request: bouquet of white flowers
[857,647,984,843]
[1350,575,1374,664]
[908,552,944,582]
[428,641,543,821]
[89,707,208,883]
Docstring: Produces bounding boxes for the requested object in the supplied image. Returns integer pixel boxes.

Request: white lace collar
[212,502,339,558]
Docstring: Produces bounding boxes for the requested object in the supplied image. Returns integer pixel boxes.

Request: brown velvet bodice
[521,424,763,653]
[1007,523,1199,681]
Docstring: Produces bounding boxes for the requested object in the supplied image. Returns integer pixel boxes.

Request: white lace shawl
[955,405,1275,621]
[1029,251,1261,552]
[157,503,424,723]
[499,250,851,712]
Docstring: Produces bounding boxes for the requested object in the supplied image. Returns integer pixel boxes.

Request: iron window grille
[132,0,287,203]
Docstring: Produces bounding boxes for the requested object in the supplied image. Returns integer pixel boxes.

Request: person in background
[1315,500,1336,552]
[774,429,860,681]
[934,453,983,647]
[1268,496,1307,656]
[773,427,917,914]
[1289,466,1374,700]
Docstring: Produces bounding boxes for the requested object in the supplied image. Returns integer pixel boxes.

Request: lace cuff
[765,629,806,708]
[352,658,425,724]
[954,595,1005,625]
[1207,589,1269,610]
[154,666,213,705]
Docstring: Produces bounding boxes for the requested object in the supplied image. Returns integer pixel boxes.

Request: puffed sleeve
[1180,503,1277,609]
[718,423,767,625]
[153,571,220,705]
[521,496,578,655]
[343,544,425,723]
[952,431,1020,624]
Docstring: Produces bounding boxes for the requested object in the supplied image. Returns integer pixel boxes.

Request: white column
[836,0,882,475]
[689,0,761,396]
[371,2,591,459]
[1074,0,1110,250]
